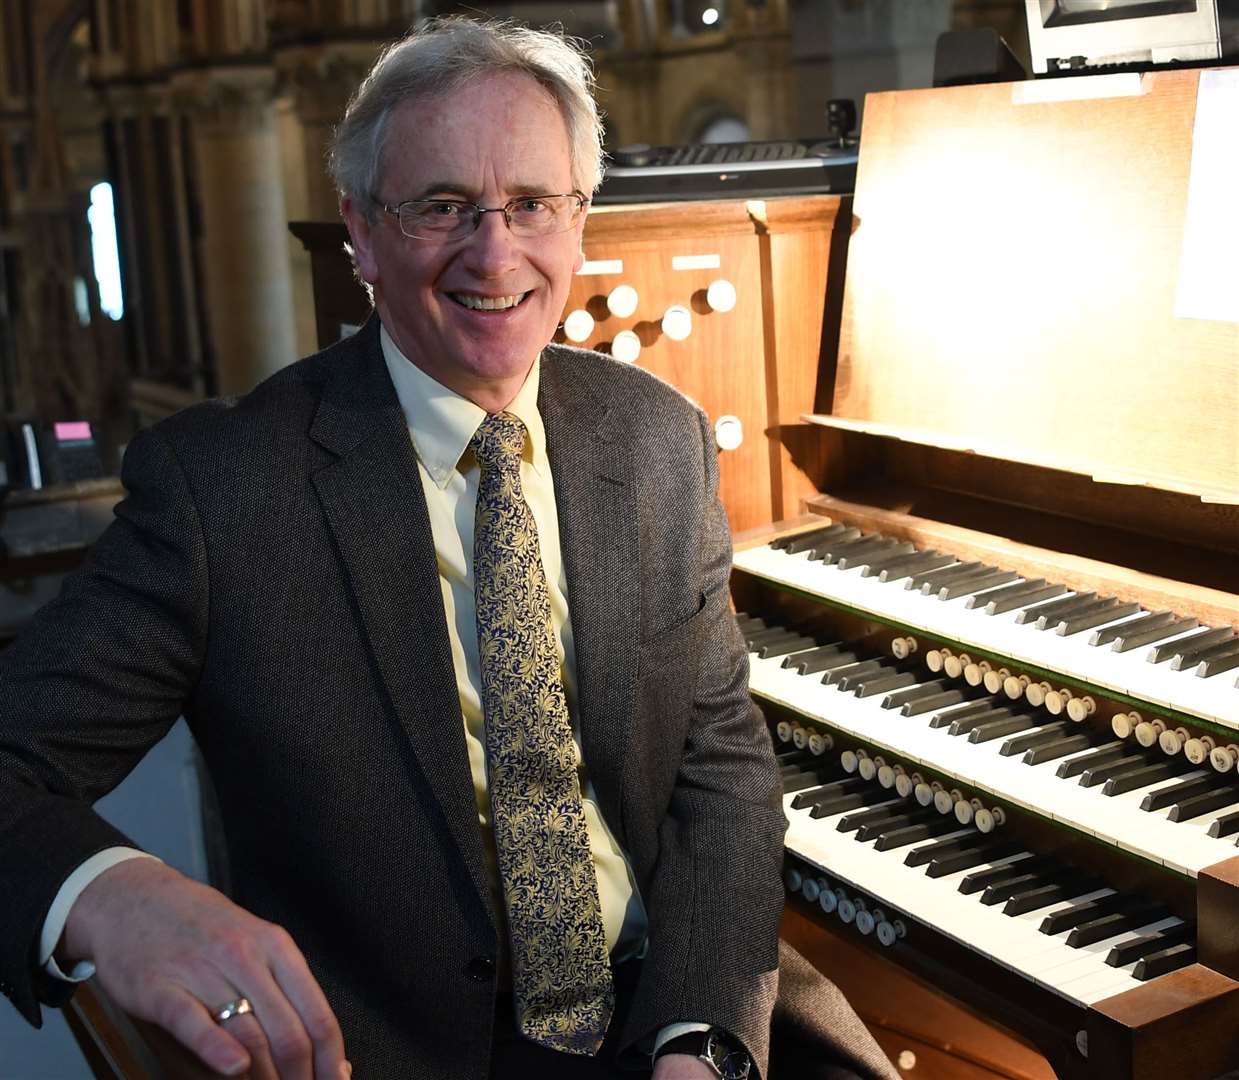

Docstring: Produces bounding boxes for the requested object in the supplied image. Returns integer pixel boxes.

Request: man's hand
[62,858,349,1079]
[653,1053,718,1079]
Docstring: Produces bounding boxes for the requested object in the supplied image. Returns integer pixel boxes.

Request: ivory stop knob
[801,877,821,902]
[1066,695,1096,722]
[1003,674,1030,700]
[784,865,803,891]
[706,278,737,313]
[1210,745,1239,773]
[840,750,861,773]
[819,888,838,914]
[876,920,898,947]
[837,897,857,923]
[944,653,969,680]
[808,731,832,756]
[955,797,981,826]
[964,660,991,687]
[1025,681,1052,708]
[1045,687,1075,715]
[1159,727,1187,755]
[1112,711,1139,739]
[606,284,638,318]
[984,667,1010,695]
[775,720,794,743]
[855,909,876,935]
[877,763,898,789]
[925,648,950,673]
[891,636,918,660]
[562,308,595,343]
[975,806,1005,834]
[895,772,918,799]
[1135,718,1165,748]
[611,329,641,363]
[933,788,956,815]
[661,304,692,341]
[713,415,743,451]
[859,754,882,782]
[791,726,808,749]
[1185,736,1216,766]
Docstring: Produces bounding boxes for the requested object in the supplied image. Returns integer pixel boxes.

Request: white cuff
[40,848,159,982]
[653,1021,712,1057]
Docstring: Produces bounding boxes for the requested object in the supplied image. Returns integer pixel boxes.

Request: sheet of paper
[1175,69,1239,323]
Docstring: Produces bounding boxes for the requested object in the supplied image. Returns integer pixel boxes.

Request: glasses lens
[399,201,475,240]
[508,195,582,237]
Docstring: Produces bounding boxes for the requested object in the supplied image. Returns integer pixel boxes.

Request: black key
[790,776,866,810]
[1034,595,1116,631]
[882,680,949,709]
[759,633,821,659]
[1091,609,1173,648]
[813,532,884,565]
[1023,733,1093,765]
[1102,759,1189,796]
[1199,645,1239,678]
[984,582,1067,616]
[1106,922,1194,967]
[1140,771,1224,811]
[851,542,919,575]
[905,560,976,591]
[1171,632,1239,671]
[1039,892,1129,934]
[874,817,961,851]
[1067,903,1168,947]
[836,537,910,570]
[1208,809,1239,837]
[786,644,853,673]
[877,551,954,582]
[948,707,1015,738]
[959,854,1055,895]
[965,577,1047,611]
[854,671,918,698]
[735,612,766,632]
[822,659,884,686]
[856,807,937,843]
[926,842,1024,878]
[912,561,985,592]
[777,752,815,772]
[936,568,1019,601]
[746,625,798,647]
[1056,740,1126,779]
[1167,785,1239,822]
[980,866,1073,906]
[903,829,986,867]
[1079,751,1152,788]
[778,523,854,553]
[809,787,894,819]
[1015,591,1097,626]
[1133,942,1196,980]
[838,664,899,693]
[836,798,906,832]
[784,769,833,794]
[1112,616,1197,653]
[901,688,970,717]
[927,699,996,730]
[1148,625,1232,664]
[970,712,1042,744]
[1004,878,1101,916]
[1056,600,1142,637]
[999,720,1072,757]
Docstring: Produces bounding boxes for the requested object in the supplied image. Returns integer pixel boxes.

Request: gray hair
[328,17,605,222]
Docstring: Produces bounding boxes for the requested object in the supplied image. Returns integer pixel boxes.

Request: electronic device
[1025,0,1238,75]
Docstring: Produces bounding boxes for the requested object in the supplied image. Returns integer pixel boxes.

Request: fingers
[153,982,252,1077]
[267,930,349,1080]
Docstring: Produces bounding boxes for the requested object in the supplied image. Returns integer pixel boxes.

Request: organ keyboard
[729,66,1239,1080]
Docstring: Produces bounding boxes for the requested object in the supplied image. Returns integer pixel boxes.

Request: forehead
[379,71,574,196]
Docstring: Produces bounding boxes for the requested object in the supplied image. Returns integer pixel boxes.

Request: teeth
[452,292,526,311]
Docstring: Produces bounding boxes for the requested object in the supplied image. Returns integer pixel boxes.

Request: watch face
[705,1030,751,1080]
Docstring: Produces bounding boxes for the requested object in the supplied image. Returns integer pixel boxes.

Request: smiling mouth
[449,292,530,311]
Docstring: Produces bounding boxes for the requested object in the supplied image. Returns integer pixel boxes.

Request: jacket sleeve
[618,406,787,1077]
[0,424,208,1025]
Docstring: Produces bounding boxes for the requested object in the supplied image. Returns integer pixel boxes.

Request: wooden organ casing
[732,68,1239,1079]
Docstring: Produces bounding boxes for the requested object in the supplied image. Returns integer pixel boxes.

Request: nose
[460,208,520,277]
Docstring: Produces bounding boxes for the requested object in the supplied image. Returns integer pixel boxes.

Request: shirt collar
[379,323,548,489]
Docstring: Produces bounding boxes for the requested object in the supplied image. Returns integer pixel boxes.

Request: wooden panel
[834,69,1239,502]
[563,195,846,533]
[1199,855,1239,983]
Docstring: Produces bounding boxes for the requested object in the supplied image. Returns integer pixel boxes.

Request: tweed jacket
[0,317,789,1077]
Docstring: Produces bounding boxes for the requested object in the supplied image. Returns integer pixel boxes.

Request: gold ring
[213,997,254,1024]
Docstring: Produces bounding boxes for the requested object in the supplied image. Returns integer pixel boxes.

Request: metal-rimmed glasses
[378,193,588,241]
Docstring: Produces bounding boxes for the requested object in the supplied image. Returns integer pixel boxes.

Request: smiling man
[0,18,789,1080]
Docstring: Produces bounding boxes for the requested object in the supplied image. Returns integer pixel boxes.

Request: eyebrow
[402,181,567,202]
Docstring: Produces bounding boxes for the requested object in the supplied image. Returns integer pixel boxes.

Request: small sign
[671,254,721,271]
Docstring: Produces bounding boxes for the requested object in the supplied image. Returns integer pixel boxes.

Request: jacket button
[465,956,495,982]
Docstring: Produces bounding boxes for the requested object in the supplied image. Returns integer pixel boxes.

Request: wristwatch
[655,1028,752,1079]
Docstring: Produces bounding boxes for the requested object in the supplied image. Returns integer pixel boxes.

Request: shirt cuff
[40,848,159,982]
[653,1021,712,1058]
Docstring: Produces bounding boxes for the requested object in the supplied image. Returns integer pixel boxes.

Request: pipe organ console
[731,67,1239,1079]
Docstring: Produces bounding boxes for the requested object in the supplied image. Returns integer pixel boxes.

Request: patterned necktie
[470,411,614,1055]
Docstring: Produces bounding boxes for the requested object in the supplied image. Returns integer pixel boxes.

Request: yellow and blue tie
[470,411,614,1055]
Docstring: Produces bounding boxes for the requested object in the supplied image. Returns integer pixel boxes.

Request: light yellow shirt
[379,326,647,960]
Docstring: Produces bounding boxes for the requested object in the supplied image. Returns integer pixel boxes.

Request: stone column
[173,65,298,396]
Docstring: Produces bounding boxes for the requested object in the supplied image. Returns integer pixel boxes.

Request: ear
[341,197,380,284]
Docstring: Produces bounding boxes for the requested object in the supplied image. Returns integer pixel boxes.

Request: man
[0,17,789,1079]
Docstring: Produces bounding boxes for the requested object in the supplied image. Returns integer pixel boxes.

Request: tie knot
[470,412,527,472]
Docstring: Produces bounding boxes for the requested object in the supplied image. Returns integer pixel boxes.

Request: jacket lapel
[540,347,640,843]
[307,320,495,928]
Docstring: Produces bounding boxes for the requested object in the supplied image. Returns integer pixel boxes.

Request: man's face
[343,72,586,410]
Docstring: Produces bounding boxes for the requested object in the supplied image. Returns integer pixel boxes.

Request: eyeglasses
[377,193,588,241]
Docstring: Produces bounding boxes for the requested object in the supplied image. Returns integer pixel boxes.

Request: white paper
[1175,69,1239,323]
